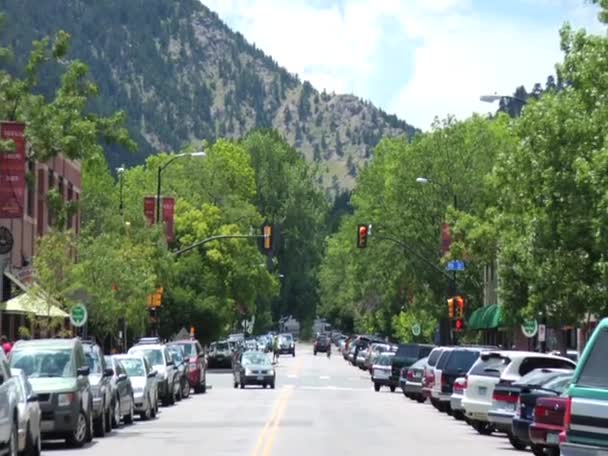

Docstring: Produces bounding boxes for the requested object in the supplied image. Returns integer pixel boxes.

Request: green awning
[467,304,504,330]
[0,293,69,318]
[467,306,485,330]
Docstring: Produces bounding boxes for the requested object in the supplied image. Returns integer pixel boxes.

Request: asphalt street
[45,344,516,456]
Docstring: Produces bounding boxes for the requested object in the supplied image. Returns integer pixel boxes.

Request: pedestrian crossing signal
[357,224,369,248]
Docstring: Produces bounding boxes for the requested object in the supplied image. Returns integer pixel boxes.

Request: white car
[10,368,41,455]
[0,350,19,456]
[371,352,396,392]
[128,343,178,406]
[114,355,158,420]
[430,347,454,408]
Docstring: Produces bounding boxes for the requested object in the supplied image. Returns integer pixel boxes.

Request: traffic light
[447,298,455,319]
[453,318,464,332]
[262,224,273,253]
[454,296,464,319]
[357,224,369,248]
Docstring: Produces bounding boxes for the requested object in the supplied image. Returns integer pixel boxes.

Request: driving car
[0,350,20,456]
[166,343,190,400]
[208,341,232,369]
[371,352,396,392]
[128,343,178,406]
[10,368,41,456]
[313,335,331,355]
[10,338,93,448]
[167,339,206,394]
[277,334,295,357]
[82,340,113,436]
[113,355,158,420]
[233,351,276,389]
[104,355,136,425]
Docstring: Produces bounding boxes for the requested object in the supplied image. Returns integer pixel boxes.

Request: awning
[0,293,69,318]
[467,304,504,330]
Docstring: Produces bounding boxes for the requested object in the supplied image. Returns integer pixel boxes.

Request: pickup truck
[562,317,608,456]
[0,350,19,455]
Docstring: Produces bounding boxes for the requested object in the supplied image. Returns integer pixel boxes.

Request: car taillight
[493,391,518,403]
[563,396,572,432]
[441,374,447,386]
[407,370,415,381]
[454,383,463,394]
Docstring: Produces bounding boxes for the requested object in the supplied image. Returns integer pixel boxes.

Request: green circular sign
[411,323,421,337]
[521,319,538,338]
[70,304,88,328]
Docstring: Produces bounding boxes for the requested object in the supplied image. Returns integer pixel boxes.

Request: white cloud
[202,0,603,129]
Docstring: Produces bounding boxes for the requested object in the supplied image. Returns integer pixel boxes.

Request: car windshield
[242,352,271,366]
[541,374,572,394]
[84,349,103,374]
[445,350,480,372]
[131,348,164,366]
[376,354,394,366]
[119,358,146,377]
[516,369,566,386]
[216,342,229,351]
[180,344,196,357]
[469,355,509,377]
[168,346,184,362]
[11,348,74,378]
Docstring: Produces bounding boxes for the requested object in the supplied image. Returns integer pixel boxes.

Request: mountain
[0,0,417,189]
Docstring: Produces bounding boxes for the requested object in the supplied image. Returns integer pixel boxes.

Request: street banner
[162,197,175,242]
[441,223,452,255]
[143,196,155,225]
[0,122,26,218]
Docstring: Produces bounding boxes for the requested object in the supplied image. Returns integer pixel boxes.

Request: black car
[314,335,331,355]
[437,347,483,415]
[390,343,434,388]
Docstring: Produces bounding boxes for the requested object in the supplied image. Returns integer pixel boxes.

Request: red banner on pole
[162,197,175,243]
[143,196,156,225]
[441,223,452,256]
[0,122,26,218]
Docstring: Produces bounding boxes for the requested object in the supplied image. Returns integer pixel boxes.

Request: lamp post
[116,166,126,352]
[156,151,206,224]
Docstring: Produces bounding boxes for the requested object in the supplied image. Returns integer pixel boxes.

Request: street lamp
[156,151,206,224]
[480,93,528,104]
[416,176,457,209]
[116,166,125,216]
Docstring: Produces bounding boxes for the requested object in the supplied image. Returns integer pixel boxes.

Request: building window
[58,176,64,201]
[26,161,35,217]
[67,183,73,229]
[47,170,55,227]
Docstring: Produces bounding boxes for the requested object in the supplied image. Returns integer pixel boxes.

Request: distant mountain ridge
[0,0,418,190]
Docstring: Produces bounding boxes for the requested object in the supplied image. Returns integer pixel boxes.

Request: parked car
[313,335,331,355]
[208,341,233,369]
[277,334,295,357]
[371,352,396,392]
[391,343,434,393]
[128,343,178,406]
[10,368,41,456]
[168,344,190,400]
[511,372,573,454]
[233,351,275,389]
[401,356,428,402]
[450,377,467,420]
[82,340,113,436]
[529,395,569,456]
[436,347,483,413]
[488,356,576,447]
[550,350,579,363]
[422,347,444,400]
[365,343,391,373]
[104,356,136,425]
[430,347,454,409]
[0,350,20,456]
[562,318,608,456]
[10,338,93,448]
[113,355,157,420]
[168,339,207,394]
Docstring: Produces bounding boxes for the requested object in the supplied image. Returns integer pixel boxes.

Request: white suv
[0,350,19,456]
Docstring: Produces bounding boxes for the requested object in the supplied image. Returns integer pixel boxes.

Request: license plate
[41,420,54,432]
[546,433,559,445]
[478,386,487,395]
[500,403,516,412]
[257,376,264,381]
[376,371,388,379]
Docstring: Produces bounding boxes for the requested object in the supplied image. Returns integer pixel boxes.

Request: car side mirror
[77,366,90,377]
[26,393,38,403]
[167,360,174,366]
[118,373,128,382]
[148,371,157,378]
[104,367,114,377]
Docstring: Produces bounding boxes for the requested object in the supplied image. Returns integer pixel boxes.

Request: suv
[168,339,206,394]
[10,338,93,448]
[82,340,114,437]
[436,347,483,413]
[0,350,19,456]
[278,334,295,357]
[128,343,178,406]
[208,341,232,369]
[391,344,434,394]
[314,335,331,355]
[562,318,608,456]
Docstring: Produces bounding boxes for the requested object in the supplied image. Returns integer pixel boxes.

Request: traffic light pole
[173,234,268,257]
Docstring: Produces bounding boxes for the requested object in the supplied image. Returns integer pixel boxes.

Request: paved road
[45,344,515,456]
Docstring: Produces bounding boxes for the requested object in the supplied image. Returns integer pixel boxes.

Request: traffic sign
[521,319,538,338]
[411,323,421,337]
[70,303,88,328]
[446,260,465,272]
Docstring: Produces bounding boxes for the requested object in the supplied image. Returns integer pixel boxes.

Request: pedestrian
[1,335,12,355]
[272,336,279,364]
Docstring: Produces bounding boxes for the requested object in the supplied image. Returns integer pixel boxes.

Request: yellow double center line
[252,386,293,456]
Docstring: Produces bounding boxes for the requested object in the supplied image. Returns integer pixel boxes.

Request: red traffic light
[454,319,464,331]
[357,224,369,248]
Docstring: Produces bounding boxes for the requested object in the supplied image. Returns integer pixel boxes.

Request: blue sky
[203,0,602,129]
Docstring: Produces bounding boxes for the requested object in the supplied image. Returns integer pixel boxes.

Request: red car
[169,339,207,394]
[528,396,567,456]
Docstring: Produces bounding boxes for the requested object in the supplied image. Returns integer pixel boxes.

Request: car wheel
[66,410,88,448]
[112,397,121,427]
[151,396,157,419]
[200,379,206,394]
[93,406,106,437]
[531,444,545,456]
[240,381,245,389]
[374,383,381,392]
[473,421,493,436]
[123,398,135,425]
[292,351,295,357]
[9,420,18,456]
[390,385,396,393]
[24,423,41,456]
[314,351,317,356]
[141,395,151,421]
[270,381,275,389]
[85,408,93,443]
[234,380,238,389]
[508,434,527,451]
[183,380,190,399]
[104,402,112,433]
[416,396,426,403]
[453,410,464,421]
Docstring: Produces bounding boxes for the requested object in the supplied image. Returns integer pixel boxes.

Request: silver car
[114,355,158,420]
[10,368,41,455]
